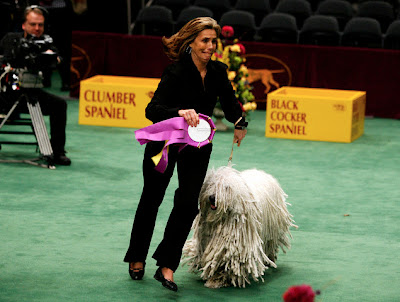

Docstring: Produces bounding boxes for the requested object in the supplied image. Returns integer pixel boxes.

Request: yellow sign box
[266,87,366,143]
[79,75,160,128]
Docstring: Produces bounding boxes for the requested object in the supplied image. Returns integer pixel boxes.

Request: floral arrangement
[212,26,257,116]
[282,284,321,302]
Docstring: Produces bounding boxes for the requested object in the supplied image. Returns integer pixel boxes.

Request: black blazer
[146,53,245,127]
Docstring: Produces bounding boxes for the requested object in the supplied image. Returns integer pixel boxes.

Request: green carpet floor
[1,75,399,301]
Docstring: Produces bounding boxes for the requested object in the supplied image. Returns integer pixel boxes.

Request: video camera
[15,34,58,72]
[0,34,59,90]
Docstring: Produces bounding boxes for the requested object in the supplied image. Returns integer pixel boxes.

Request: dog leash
[228,117,243,165]
[228,141,235,165]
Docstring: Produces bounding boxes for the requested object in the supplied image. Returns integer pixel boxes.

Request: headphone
[24,5,49,19]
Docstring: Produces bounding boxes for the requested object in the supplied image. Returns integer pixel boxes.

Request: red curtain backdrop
[71,31,400,119]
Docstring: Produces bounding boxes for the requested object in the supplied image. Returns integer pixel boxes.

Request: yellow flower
[230,44,241,53]
[217,39,223,52]
[243,101,257,111]
[228,71,236,81]
[239,65,248,74]
[222,47,230,66]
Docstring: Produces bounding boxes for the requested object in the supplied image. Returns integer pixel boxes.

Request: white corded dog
[182,166,297,288]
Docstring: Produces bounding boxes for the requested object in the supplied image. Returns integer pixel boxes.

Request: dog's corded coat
[182,166,297,288]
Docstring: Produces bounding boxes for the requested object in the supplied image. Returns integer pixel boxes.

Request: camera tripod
[0,92,55,169]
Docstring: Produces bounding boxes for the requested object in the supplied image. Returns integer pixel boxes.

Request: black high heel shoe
[154,267,178,292]
[129,262,145,280]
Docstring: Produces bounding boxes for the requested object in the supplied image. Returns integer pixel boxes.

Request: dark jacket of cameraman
[0,32,26,66]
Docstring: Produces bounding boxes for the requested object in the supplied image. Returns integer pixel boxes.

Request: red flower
[221,26,234,38]
[236,43,246,55]
[282,285,317,302]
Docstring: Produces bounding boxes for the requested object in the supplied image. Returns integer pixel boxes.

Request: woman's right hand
[178,109,199,127]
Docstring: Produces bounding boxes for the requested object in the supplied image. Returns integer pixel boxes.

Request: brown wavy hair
[162,17,221,62]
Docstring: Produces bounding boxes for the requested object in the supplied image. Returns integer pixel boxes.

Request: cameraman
[0,5,71,165]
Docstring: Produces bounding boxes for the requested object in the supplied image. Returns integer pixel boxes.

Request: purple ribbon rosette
[135,113,216,173]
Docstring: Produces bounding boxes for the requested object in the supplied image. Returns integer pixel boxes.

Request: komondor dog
[182,166,297,288]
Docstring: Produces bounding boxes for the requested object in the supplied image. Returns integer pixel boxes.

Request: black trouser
[124,141,212,272]
[16,88,68,154]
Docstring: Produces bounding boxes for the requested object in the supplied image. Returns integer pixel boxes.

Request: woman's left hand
[233,129,247,147]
